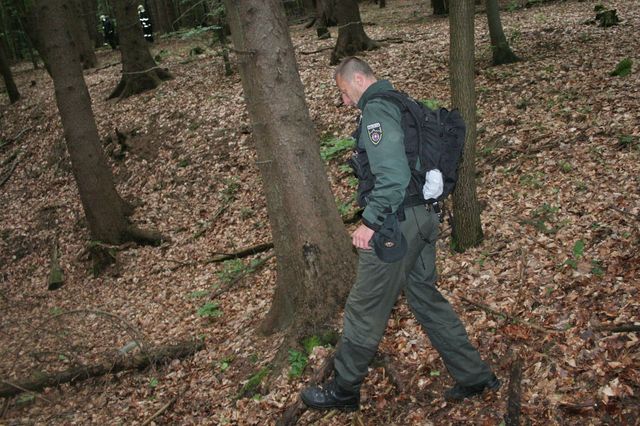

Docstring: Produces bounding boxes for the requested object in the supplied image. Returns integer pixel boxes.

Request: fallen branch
[299,46,333,55]
[0,152,20,188]
[0,340,204,398]
[191,203,231,241]
[593,324,640,333]
[504,355,523,426]
[277,354,336,426]
[608,206,640,222]
[141,394,179,426]
[459,295,556,333]
[0,380,54,403]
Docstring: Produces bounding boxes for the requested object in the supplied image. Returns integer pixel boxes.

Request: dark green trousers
[334,204,493,392]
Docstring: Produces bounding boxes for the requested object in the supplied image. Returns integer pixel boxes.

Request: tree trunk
[37,0,145,245]
[485,0,519,66]
[0,36,20,103]
[68,0,97,69]
[433,0,449,16]
[223,0,356,337]
[449,0,483,251]
[109,0,172,99]
[330,0,378,65]
[82,0,102,48]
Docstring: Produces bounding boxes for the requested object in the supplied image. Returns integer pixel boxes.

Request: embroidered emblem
[366,122,383,145]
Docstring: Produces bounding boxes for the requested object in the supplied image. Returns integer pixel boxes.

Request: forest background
[0,0,638,424]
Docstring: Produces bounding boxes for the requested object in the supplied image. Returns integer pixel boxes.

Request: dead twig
[459,295,556,333]
[141,394,180,426]
[0,380,54,403]
[504,354,523,426]
[0,153,20,188]
[593,324,640,333]
[609,206,640,222]
[299,46,333,55]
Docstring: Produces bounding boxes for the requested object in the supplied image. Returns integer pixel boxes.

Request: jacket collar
[357,79,394,110]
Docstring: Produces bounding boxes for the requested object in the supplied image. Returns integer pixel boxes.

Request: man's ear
[353,72,365,88]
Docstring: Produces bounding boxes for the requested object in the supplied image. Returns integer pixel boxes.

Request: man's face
[335,74,362,107]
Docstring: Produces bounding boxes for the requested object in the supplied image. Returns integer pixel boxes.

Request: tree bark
[485,0,519,66]
[109,0,172,99]
[82,0,102,48]
[37,0,146,245]
[449,0,483,251]
[0,39,20,103]
[330,0,378,65]
[147,0,174,34]
[68,0,97,68]
[223,0,356,337]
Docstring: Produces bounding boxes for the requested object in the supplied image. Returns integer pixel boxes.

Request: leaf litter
[0,0,638,424]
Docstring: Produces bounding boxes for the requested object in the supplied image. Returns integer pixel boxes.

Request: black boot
[300,379,360,411]
[444,374,501,402]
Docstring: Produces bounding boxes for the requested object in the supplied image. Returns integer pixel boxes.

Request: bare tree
[223,0,356,351]
[109,0,172,99]
[486,0,519,65]
[449,0,483,250]
[37,0,162,248]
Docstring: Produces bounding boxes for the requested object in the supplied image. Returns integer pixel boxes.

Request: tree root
[276,353,336,426]
[0,340,204,398]
[108,68,173,100]
[504,354,523,426]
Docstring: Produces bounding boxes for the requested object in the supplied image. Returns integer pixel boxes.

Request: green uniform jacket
[356,80,410,231]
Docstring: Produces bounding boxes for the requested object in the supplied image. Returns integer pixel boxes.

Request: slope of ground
[0,1,638,424]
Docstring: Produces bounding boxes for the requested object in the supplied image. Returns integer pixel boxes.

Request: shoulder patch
[366,122,383,145]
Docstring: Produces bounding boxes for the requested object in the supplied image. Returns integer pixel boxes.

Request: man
[137,5,154,43]
[100,15,117,50]
[300,57,499,411]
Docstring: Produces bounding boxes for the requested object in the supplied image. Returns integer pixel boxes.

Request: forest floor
[1,0,639,425]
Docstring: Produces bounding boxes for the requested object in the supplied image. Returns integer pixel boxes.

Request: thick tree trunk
[330,0,378,65]
[147,0,174,33]
[433,0,449,16]
[486,0,519,66]
[109,0,172,99]
[449,0,483,251]
[223,0,356,336]
[37,0,139,244]
[82,0,102,48]
[0,40,20,103]
[67,0,97,68]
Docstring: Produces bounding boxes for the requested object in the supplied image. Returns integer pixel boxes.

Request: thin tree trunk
[0,36,20,103]
[109,0,172,99]
[330,0,378,65]
[449,0,483,251]
[37,0,157,245]
[223,0,355,337]
[83,0,102,48]
[485,0,519,65]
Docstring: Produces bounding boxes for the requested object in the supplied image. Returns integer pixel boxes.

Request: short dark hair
[334,56,375,80]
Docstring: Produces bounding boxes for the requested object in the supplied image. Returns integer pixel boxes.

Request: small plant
[420,99,441,110]
[216,258,260,284]
[519,172,544,189]
[237,367,270,399]
[197,302,223,318]
[617,134,638,150]
[178,158,190,167]
[188,290,209,299]
[288,349,308,378]
[559,161,573,173]
[240,207,254,219]
[221,178,240,199]
[610,58,632,77]
[564,239,585,269]
[591,259,605,276]
[430,370,441,377]
[148,377,159,388]
[320,137,353,161]
[219,355,234,372]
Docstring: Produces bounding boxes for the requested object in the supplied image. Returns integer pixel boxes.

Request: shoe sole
[300,395,359,412]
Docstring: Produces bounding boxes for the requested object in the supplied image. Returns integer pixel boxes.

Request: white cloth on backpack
[423,169,443,201]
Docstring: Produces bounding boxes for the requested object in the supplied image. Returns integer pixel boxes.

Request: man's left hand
[352,224,375,249]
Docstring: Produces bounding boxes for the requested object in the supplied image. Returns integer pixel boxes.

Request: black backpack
[371,90,466,204]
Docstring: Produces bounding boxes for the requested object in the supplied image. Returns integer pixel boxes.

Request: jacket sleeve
[360,99,410,231]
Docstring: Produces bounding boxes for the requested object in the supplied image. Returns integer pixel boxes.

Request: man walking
[300,57,499,411]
